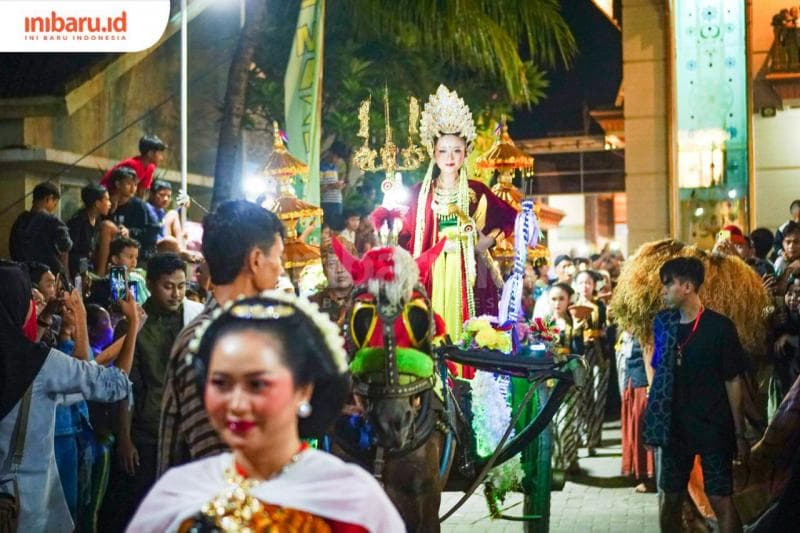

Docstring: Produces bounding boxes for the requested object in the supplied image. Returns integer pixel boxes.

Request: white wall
[753,108,800,230]
[547,195,587,257]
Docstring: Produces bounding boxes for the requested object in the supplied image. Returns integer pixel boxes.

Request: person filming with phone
[99,253,203,531]
[86,237,149,310]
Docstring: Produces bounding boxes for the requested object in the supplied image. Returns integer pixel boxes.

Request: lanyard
[676,306,704,365]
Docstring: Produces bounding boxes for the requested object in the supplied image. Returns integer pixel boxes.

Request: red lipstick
[226,420,255,434]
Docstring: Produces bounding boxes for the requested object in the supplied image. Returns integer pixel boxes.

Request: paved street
[440,422,659,532]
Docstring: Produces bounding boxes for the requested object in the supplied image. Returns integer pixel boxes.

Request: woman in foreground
[127,293,404,532]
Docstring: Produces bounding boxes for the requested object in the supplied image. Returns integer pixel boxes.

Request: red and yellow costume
[396,86,517,372]
[399,178,515,350]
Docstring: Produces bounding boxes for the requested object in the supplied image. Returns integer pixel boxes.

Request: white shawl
[126,449,405,532]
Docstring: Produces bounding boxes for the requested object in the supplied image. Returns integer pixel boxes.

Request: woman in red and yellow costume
[399,86,516,369]
[127,294,404,532]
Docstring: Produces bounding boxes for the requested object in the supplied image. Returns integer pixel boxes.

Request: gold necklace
[199,449,306,531]
[432,184,461,219]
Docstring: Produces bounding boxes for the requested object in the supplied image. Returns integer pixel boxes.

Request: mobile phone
[109,266,128,303]
[74,275,82,295]
[55,272,72,294]
[78,257,89,275]
[128,281,139,302]
[717,229,731,243]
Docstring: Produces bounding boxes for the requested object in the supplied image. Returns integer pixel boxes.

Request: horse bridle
[341,283,449,482]
[343,283,439,399]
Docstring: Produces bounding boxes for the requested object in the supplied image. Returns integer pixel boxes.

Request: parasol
[262,122,323,281]
[474,121,545,272]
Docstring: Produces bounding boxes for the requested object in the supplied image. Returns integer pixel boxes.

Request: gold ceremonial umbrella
[262,121,310,178]
[262,122,322,282]
[475,123,534,174]
[474,121,546,272]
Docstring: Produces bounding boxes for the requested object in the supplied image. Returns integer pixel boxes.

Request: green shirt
[130,298,184,443]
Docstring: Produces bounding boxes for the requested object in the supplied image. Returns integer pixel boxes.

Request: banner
[0,0,169,52]
[284,0,325,204]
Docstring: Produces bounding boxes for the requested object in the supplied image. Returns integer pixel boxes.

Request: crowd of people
[510,196,800,532]
[0,142,402,530]
[1,122,799,532]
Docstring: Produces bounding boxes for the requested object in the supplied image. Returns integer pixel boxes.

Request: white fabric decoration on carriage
[497,201,540,325]
[470,205,540,502]
[471,370,523,497]
[462,317,523,501]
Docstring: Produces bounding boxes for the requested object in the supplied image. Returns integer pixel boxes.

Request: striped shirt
[320,163,342,204]
[157,298,226,476]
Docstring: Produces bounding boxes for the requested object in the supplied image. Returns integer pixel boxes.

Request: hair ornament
[419,84,477,156]
[187,291,349,375]
[228,303,295,320]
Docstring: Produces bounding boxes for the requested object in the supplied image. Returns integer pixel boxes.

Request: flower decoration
[464,316,493,334]
[475,328,512,353]
[523,315,563,361]
[460,316,512,354]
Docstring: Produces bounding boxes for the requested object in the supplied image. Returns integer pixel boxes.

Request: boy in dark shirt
[107,167,160,266]
[656,257,748,533]
[67,183,112,276]
[9,181,72,279]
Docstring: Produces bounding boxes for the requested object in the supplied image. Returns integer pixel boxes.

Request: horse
[327,239,578,530]
[326,239,459,531]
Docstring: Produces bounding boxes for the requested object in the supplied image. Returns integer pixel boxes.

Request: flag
[284,0,325,204]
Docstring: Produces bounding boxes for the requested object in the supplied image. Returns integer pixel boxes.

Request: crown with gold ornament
[420,85,477,156]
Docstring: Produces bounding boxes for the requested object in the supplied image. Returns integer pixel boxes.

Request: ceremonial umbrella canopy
[262,122,322,282]
[474,122,548,271]
[475,122,535,181]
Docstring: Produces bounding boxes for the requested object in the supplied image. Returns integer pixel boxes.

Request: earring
[297,401,312,418]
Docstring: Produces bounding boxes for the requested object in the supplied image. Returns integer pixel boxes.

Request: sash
[643,309,680,448]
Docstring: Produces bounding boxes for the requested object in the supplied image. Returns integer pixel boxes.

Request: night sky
[510,0,622,139]
[0,1,622,141]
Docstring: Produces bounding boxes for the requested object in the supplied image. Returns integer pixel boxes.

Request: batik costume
[577,297,609,452]
[549,315,585,475]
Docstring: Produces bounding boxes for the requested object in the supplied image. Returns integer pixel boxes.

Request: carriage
[327,234,585,532]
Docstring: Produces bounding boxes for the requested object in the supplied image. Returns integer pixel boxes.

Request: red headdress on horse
[332,237,447,352]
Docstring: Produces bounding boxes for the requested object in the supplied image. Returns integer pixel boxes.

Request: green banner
[284,0,324,205]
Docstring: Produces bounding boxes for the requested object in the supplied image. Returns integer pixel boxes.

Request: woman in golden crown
[399,85,516,378]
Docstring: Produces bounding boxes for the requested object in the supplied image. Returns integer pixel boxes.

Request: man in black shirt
[67,183,113,276]
[107,167,160,266]
[9,181,72,279]
[657,257,748,533]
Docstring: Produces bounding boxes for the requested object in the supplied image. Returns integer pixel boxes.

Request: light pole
[180,0,188,230]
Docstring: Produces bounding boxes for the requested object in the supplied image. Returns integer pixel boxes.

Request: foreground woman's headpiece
[419,84,477,156]
[187,291,348,373]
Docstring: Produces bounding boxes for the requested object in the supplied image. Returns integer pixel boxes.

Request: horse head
[333,238,446,451]
[367,394,421,450]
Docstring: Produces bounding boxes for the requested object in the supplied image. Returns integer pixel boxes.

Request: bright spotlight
[382,173,410,208]
[243,176,267,201]
[694,207,705,217]
[728,189,737,199]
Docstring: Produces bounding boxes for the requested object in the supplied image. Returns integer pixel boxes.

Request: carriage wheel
[511,379,552,532]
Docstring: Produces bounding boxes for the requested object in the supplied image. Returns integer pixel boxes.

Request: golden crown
[419,85,477,156]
